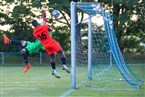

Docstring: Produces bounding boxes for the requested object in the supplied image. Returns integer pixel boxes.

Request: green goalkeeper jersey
[25,31,52,55]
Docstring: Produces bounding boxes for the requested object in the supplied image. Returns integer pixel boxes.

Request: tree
[97,0,144,53]
[0,0,144,53]
[0,1,38,51]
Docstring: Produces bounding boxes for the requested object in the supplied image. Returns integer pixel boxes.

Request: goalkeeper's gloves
[42,11,48,22]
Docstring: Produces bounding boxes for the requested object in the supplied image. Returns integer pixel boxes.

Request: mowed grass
[0,65,71,97]
[0,64,145,97]
[69,65,145,97]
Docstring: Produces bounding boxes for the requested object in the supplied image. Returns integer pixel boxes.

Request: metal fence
[0,52,43,64]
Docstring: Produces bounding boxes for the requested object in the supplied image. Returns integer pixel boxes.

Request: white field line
[59,89,75,97]
[59,79,88,97]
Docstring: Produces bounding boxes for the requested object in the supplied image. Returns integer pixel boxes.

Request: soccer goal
[70,2,143,90]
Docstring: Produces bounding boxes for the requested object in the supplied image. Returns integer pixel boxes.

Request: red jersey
[33,25,61,55]
[33,25,53,45]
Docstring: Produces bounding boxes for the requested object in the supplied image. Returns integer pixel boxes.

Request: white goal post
[71,1,104,89]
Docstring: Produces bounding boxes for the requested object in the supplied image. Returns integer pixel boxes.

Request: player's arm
[42,11,48,25]
[41,11,52,30]
[42,11,53,36]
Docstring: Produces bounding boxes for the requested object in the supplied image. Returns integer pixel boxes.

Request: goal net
[70,2,143,90]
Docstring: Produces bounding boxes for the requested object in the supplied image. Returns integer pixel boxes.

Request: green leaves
[12,5,31,22]
[0,0,144,53]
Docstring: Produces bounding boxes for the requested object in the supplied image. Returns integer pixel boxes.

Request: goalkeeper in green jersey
[2,31,52,73]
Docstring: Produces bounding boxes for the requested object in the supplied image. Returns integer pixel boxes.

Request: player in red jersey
[32,19,70,79]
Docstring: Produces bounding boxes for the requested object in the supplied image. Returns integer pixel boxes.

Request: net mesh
[75,13,138,90]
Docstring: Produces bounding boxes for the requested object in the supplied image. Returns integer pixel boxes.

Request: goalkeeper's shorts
[26,40,45,55]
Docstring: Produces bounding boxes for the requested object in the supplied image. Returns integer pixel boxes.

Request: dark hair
[32,20,39,27]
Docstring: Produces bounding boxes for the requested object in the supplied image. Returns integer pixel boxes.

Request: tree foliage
[99,0,145,53]
[0,0,144,54]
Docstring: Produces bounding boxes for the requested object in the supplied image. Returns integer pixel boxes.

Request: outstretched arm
[41,11,53,36]
[42,11,48,25]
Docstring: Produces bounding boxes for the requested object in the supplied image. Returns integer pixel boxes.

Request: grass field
[0,64,145,97]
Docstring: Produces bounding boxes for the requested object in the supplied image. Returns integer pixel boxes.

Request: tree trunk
[113,3,124,52]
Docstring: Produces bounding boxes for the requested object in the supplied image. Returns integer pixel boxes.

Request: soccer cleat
[52,70,61,79]
[2,34,10,44]
[63,65,70,73]
[23,64,31,73]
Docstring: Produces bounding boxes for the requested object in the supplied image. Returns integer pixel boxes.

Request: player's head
[32,20,39,27]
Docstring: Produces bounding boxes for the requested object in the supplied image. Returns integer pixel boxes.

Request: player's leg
[51,40,70,73]
[22,40,45,72]
[16,40,42,73]
[46,47,60,79]
[10,40,27,47]
[21,40,44,72]
[50,53,60,78]
[3,34,31,72]
[48,40,70,73]
[58,50,70,73]
[2,34,27,47]
[21,48,31,73]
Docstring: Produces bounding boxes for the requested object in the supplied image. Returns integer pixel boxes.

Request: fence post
[39,52,42,64]
[2,52,4,64]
